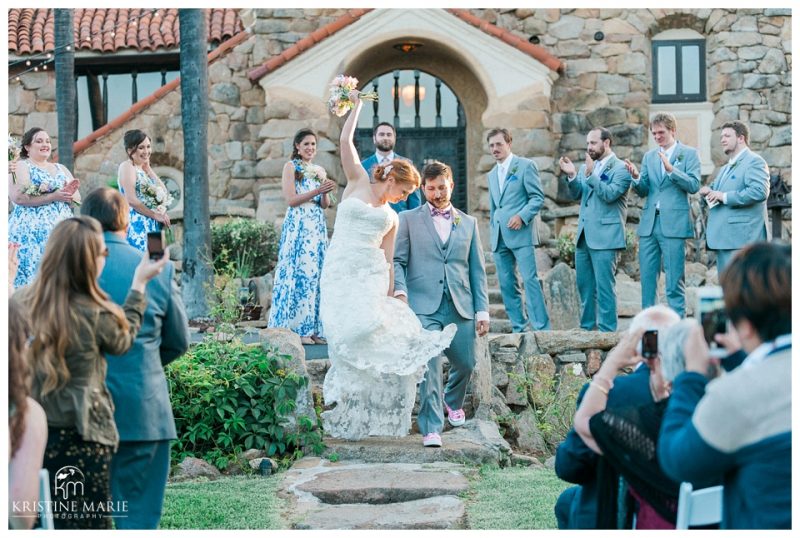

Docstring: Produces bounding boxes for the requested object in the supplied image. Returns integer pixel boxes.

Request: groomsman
[624,113,700,317]
[559,128,631,332]
[487,128,550,331]
[360,121,423,212]
[394,161,490,448]
[699,121,770,271]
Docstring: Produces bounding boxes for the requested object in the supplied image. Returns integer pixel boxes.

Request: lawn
[160,475,286,529]
[466,464,568,529]
[160,464,569,530]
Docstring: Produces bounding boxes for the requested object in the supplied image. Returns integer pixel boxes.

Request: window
[652,39,706,103]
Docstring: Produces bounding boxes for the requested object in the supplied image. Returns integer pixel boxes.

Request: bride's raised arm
[339,89,369,187]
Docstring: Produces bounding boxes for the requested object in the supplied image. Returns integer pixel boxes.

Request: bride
[319,90,456,440]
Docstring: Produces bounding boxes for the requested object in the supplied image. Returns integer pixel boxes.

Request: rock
[490,386,513,420]
[209,83,241,106]
[596,74,630,94]
[297,496,466,530]
[524,354,556,408]
[769,126,792,147]
[242,448,266,461]
[296,466,469,505]
[172,457,221,482]
[758,48,787,74]
[556,352,586,363]
[587,106,627,127]
[504,360,529,407]
[586,349,603,375]
[514,408,548,456]
[615,273,641,317]
[543,262,581,330]
[491,361,509,388]
[488,333,524,352]
[685,262,708,288]
[549,16,585,40]
[249,457,278,473]
[534,330,619,355]
[258,328,315,429]
[544,455,557,469]
[616,52,647,75]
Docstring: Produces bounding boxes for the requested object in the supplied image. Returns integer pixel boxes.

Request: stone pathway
[279,419,511,530]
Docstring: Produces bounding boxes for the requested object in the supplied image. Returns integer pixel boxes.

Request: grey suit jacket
[706,148,770,250]
[632,142,701,238]
[99,232,189,441]
[568,155,632,250]
[394,204,489,319]
[488,155,544,251]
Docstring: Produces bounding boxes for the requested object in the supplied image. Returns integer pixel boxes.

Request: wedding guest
[82,187,189,529]
[360,122,423,213]
[268,128,336,345]
[8,298,48,530]
[8,127,79,287]
[21,217,168,529]
[117,129,171,251]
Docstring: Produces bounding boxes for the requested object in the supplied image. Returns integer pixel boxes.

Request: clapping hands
[558,156,576,178]
[623,159,640,180]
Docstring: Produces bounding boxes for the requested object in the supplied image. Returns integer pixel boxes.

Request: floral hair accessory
[382,164,394,179]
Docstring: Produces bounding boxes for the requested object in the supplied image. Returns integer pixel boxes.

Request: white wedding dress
[320,197,456,440]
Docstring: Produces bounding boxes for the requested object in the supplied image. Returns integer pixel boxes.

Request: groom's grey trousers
[416,288,476,436]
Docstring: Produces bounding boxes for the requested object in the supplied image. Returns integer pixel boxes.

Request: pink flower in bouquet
[327,74,378,117]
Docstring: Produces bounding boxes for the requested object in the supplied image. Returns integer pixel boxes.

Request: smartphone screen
[697,286,728,358]
[147,231,165,260]
[641,329,658,359]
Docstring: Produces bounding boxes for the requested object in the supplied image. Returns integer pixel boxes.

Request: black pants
[44,427,114,529]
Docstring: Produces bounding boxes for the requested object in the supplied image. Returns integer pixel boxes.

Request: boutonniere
[674,152,684,165]
[598,158,615,182]
[452,214,462,231]
[506,164,519,182]
[728,160,739,171]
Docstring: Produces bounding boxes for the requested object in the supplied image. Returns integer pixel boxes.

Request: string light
[9,8,160,82]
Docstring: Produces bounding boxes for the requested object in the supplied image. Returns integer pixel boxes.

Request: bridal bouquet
[8,134,20,183]
[139,178,173,214]
[294,159,337,204]
[327,74,378,117]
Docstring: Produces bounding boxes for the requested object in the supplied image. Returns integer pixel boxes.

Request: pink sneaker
[444,404,466,427]
[422,433,442,447]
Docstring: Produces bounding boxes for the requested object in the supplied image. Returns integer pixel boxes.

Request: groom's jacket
[393,204,489,318]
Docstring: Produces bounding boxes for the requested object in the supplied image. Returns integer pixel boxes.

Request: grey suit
[99,232,189,529]
[632,142,700,316]
[394,204,489,436]
[705,148,770,271]
[488,155,551,331]
[568,155,631,331]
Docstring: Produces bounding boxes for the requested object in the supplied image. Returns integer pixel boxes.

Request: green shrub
[556,231,577,268]
[167,337,324,470]
[211,218,279,277]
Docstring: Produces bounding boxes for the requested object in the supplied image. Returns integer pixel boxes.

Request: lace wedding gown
[320,197,456,440]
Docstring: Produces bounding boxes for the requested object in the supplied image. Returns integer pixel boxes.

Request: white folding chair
[675,481,723,529]
[37,468,54,530]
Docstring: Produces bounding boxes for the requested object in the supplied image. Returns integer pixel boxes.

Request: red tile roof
[72,30,251,156]
[247,8,565,81]
[8,8,243,55]
[247,9,371,81]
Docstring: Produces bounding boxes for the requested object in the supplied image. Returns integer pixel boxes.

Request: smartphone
[147,230,165,260]
[696,286,728,358]
[641,329,658,359]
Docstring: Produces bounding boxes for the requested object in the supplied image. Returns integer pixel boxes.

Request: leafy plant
[167,337,325,471]
[211,218,278,277]
[556,231,577,268]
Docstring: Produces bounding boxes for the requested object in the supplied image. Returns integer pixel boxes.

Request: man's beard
[375,140,394,152]
[588,150,602,161]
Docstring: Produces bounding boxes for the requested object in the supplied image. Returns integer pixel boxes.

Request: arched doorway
[354,69,468,210]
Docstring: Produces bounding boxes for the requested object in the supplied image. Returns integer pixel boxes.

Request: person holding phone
[659,242,791,529]
[17,216,169,528]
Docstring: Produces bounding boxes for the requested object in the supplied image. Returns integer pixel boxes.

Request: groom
[394,161,490,447]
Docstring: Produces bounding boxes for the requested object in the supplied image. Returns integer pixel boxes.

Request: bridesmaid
[267,128,336,344]
[117,129,171,251]
[8,127,79,287]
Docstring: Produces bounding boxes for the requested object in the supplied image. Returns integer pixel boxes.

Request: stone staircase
[485,253,513,334]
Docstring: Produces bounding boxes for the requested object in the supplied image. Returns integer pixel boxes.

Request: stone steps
[281,459,473,530]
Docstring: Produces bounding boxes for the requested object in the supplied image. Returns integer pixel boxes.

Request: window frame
[651,39,706,104]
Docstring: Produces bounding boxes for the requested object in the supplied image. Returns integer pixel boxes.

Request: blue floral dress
[120,167,162,251]
[8,161,74,287]
[267,165,328,338]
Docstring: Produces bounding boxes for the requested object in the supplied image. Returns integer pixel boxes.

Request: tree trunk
[54,9,75,173]
[179,9,212,319]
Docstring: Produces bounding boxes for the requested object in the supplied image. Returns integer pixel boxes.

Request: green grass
[466,464,569,529]
[160,475,285,529]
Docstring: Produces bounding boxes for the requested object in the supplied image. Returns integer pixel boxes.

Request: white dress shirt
[496,153,514,193]
[376,151,395,165]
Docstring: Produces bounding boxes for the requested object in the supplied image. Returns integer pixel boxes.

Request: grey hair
[659,319,699,383]
[628,305,681,334]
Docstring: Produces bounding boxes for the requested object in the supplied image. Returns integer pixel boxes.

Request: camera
[641,329,658,359]
[696,286,728,359]
[147,230,165,261]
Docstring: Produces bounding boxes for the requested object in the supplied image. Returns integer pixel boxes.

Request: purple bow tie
[430,207,451,219]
